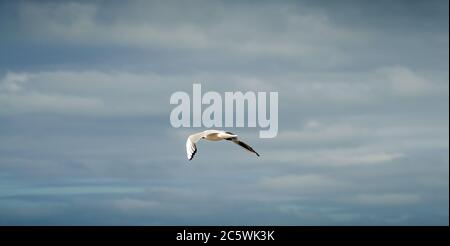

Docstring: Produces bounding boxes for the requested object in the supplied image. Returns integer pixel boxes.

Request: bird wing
[186,132,206,160]
[229,137,260,157]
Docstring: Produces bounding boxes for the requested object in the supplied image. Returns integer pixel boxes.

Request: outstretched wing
[228,137,260,157]
[186,132,205,160]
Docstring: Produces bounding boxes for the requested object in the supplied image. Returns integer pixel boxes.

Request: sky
[0,0,448,225]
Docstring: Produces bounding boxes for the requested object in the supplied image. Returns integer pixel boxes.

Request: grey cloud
[0,0,447,225]
[17,1,360,55]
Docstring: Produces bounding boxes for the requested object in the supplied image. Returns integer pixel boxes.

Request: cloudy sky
[0,0,448,225]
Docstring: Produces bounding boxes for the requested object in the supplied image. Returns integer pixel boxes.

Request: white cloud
[305,120,321,129]
[0,91,105,115]
[278,124,368,143]
[0,72,28,92]
[283,80,376,105]
[277,205,365,224]
[352,193,421,206]
[378,66,433,96]
[273,65,447,111]
[269,121,407,166]
[0,71,107,114]
[261,174,346,192]
[0,185,143,197]
[112,198,159,212]
[0,71,179,116]
[0,70,295,116]
[261,149,403,166]
[339,152,404,164]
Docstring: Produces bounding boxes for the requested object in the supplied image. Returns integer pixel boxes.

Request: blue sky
[0,0,448,225]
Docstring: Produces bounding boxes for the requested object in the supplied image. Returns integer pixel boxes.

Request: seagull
[186,130,260,160]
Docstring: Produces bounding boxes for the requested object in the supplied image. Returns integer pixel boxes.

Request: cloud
[278,124,367,143]
[260,149,404,166]
[0,185,144,198]
[260,174,346,193]
[0,1,448,226]
[1,63,446,117]
[0,71,107,115]
[19,2,98,41]
[16,1,363,61]
[277,205,365,224]
[351,193,421,206]
[0,70,176,116]
[112,198,159,212]
[18,1,213,50]
[0,72,28,92]
[0,91,106,115]
[379,66,433,96]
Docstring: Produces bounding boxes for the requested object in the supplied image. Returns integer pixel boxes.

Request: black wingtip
[188,148,197,161]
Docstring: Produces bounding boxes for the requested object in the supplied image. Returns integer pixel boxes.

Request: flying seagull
[186,130,260,160]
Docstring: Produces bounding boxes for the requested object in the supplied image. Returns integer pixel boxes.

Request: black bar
[0,226,448,244]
